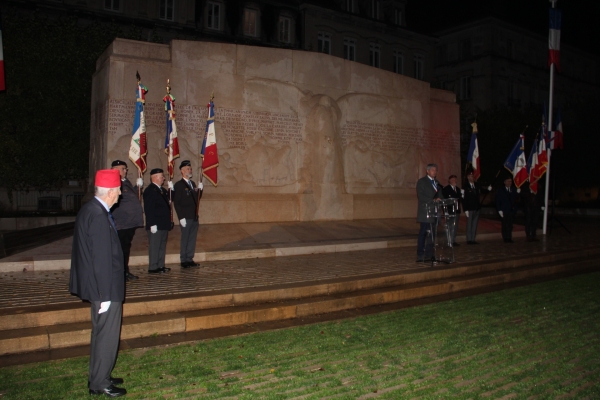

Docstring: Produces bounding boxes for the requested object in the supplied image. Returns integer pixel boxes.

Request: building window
[318,32,331,54]
[371,0,380,19]
[346,0,354,13]
[279,16,291,43]
[460,39,471,60]
[413,54,423,80]
[104,0,120,11]
[159,0,174,21]
[344,38,356,61]
[394,9,402,25]
[244,8,258,36]
[459,76,471,100]
[393,50,403,74]
[369,43,380,68]
[207,2,220,30]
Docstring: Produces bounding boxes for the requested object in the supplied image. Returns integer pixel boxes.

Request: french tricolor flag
[0,14,5,91]
[504,134,528,188]
[467,123,480,181]
[548,8,562,72]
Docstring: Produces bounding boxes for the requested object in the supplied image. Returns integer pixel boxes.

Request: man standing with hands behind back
[496,176,519,243]
[69,169,127,397]
[173,160,203,268]
[463,171,492,244]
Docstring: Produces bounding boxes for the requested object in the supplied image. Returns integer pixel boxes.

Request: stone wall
[90,38,460,223]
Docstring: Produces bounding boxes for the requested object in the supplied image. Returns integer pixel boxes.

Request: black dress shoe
[452,242,460,247]
[472,241,480,245]
[110,377,124,385]
[416,257,425,262]
[180,262,190,268]
[160,267,171,272]
[148,269,163,274]
[89,385,127,397]
[187,261,200,267]
[125,272,139,281]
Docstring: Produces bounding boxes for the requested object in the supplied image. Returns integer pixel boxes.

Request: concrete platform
[0,217,520,272]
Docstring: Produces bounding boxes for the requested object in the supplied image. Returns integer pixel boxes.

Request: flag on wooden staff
[163,79,180,180]
[467,121,481,181]
[129,72,148,174]
[504,133,528,188]
[201,99,218,186]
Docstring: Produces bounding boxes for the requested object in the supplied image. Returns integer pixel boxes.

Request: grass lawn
[1,272,599,399]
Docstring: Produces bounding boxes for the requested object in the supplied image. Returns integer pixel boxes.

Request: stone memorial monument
[90,39,460,223]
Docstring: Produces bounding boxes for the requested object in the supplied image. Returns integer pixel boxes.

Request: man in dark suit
[172,160,203,268]
[143,168,172,273]
[110,160,144,281]
[496,176,519,243]
[462,171,492,244]
[442,174,461,247]
[69,169,127,397]
[521,181,543,242]
[416,163,445,262]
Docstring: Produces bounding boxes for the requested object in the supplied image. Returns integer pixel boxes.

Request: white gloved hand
[180,218,187,227]
[136,178,144,187]
[151,225,157,233]
[498,211,504,218]
[198,182,204,191]
[460,189,465,196]
[487,185,492,191]
[517,188,521,193]
[541,206,545,211]
[168,181,174,190]
[98,301,111,314]
[465,211,469,218]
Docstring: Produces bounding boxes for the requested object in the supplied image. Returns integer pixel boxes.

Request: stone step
[1,246,599,333]
[1,251,598,356]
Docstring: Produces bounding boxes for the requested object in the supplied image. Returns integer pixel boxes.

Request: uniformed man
[172,160,203,268]
[143,168,172,273]
[110,160,143,281]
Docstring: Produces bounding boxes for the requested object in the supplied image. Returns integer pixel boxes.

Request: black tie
[108,211,117,231]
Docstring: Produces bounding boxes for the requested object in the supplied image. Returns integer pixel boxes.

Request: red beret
[95,169,121,188]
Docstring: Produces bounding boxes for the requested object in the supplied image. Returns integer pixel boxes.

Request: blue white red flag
[504,134,528,188]
[128,80,148,173]
[550,107,564,150]
[538,108,548,175]
[201,101,219,186]
[467,122,480,181]
[527,138,540,194]
[548,8,562,72]
[163,91,180,180]
[0,13,6,91]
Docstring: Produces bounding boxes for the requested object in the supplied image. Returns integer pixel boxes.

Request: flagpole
[543,0,558,235]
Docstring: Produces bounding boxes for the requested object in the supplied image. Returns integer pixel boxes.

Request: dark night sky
[406,0,599,53]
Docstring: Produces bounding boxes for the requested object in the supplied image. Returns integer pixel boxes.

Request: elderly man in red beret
[69,169,127,397]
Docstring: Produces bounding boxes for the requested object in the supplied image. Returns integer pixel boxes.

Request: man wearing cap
[172,160,203,268]
[496,176,519,243]
[416,163,445,262]
[110,160,143,281]
[69,169,127,397]
[442,174,462,247]
[463,171,492,244]
[143,168,172,273]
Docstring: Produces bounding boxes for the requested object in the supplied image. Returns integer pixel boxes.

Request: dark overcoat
[416,175,444,223]
[111,178,143,230]
[143,183,172,230]
[69,197,125,302]
[173,179,199,220]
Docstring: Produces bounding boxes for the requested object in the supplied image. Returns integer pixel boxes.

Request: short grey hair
[426,163,438,171]
[95,186,118,197]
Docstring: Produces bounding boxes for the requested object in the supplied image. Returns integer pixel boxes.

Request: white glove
[487,185,492,191]
[98,301,111,314]
[541,206,545,211]
[180,218,186,227]
[517,188,521,193]
[498,211,504,218]
[151,225,157,233]
[465,211,469,218]
[460,189,465,196]
[198,182,204,191]
[168,181,174,190]
[136,178,144,187]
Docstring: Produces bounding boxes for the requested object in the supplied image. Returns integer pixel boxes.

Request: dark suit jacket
[463,182,484,211]
[442,185,462,215]
[143,183,172,230]
[173,179,199,220]
[69,197,125,302]
[496,186,519,214]
[416,175,444,223]
[111,178,144,230]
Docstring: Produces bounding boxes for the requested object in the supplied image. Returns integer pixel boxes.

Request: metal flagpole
[543,0,557,235]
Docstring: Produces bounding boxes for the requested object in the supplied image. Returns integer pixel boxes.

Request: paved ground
[0,216,589,312]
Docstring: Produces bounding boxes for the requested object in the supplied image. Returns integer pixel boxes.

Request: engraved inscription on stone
[220,109,303,149]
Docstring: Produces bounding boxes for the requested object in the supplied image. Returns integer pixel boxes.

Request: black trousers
[501,213,514,242]
[525,206,540,238]
[117,228,137,274]
[89,301,122,390]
